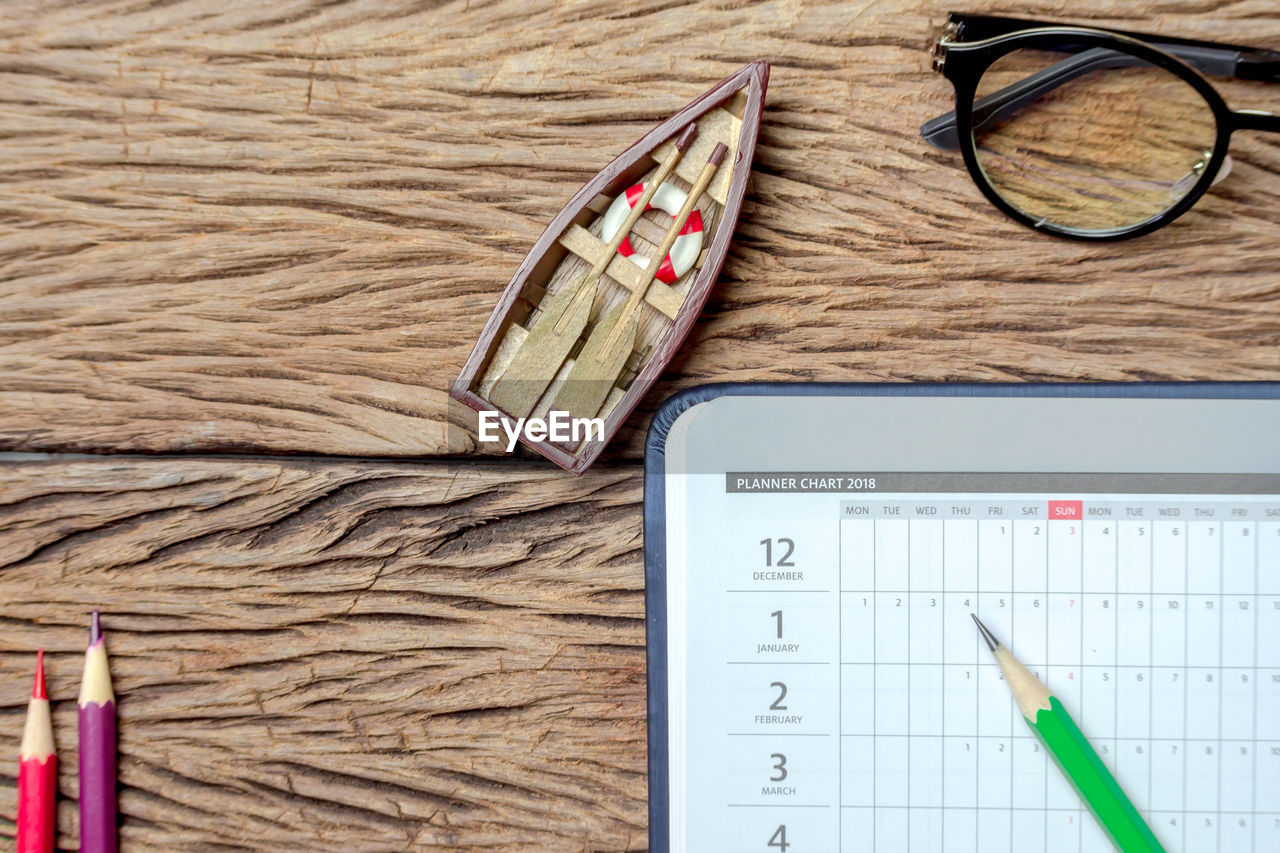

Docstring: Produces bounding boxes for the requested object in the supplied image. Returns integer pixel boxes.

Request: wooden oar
[547,142,728,424]
[488,123,699,418]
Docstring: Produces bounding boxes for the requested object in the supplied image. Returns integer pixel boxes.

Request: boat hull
[452,59,769,474]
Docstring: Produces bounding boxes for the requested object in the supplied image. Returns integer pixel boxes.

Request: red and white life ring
[600,181,704,284]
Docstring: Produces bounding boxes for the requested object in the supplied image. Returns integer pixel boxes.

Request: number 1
[771,610,783,639]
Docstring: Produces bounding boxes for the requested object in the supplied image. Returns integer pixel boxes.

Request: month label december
[752,536,805,583]
[753,570,804,581]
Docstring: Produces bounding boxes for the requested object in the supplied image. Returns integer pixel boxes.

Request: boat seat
[557,225,685,320]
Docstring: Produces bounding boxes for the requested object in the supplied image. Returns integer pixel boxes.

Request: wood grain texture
[0,457,647,851]
[2,0,1279,461]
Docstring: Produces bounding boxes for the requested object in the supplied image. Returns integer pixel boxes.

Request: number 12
[761,538,795,567]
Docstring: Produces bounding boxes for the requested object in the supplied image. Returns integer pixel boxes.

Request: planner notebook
[643,383,1280,853]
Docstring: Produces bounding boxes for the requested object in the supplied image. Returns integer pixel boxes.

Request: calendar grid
[834,508,1274,851]
[1078,518,1084,853]
[974,520,980,853]
[679,490,1280,852]
[1111,517,1121,850]
[940,519,946,852]
[1218,521,1224,852]
[1009,520,1015,853]
[844,734,1271,743]
[1152,514,1162,819]
[1043,519,1049,853]
[1182,521,1189,853]
[1253,522,1259,852]
[834,588,1269,595]
[834,804,1278,813]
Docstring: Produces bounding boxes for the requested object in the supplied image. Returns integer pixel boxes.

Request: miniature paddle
[548,142,728,424]
[488,123,699,418]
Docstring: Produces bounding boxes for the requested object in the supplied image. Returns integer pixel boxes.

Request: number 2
[770,682,788,710]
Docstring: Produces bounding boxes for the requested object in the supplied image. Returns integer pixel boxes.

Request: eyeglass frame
[923,13,1280,241]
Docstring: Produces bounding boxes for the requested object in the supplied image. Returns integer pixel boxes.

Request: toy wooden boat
[452,59,769,474]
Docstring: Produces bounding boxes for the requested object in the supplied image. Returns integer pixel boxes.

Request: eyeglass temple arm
[923,48,1134,149]
[923,13,1280,150]
[948,12,1280,81]
[1235,111,1280,134]
[922,42,1280,150]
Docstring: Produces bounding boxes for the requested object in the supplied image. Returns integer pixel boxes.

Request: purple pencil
[78,611,117,853]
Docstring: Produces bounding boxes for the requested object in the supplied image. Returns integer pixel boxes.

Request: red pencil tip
[32,649,47,699]
[90,610,101,646]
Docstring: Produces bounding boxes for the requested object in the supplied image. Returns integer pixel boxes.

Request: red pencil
[79,611,117,853]
[18,649,56,853]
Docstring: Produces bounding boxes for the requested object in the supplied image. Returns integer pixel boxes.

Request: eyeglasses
[922,13,1280,240]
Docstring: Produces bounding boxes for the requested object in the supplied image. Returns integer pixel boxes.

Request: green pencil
[971,614,1166,853]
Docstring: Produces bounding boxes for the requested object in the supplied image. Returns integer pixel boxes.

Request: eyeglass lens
[971,46,1219,233]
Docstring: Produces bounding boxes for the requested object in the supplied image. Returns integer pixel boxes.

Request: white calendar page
[652,391,1280,853]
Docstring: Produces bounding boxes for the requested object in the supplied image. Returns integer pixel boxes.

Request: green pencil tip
[971,613,999,653]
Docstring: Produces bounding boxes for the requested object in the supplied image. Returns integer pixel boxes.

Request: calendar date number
[760,538,796,567]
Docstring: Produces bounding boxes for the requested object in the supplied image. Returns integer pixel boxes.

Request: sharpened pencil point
[971,613,999,653]
[90,610,101,646]
[32,649,47,700]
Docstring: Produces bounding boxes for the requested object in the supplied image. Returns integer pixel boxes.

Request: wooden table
[1,1,1277,849]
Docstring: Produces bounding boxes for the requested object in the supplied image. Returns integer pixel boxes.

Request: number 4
[768,825,789,851]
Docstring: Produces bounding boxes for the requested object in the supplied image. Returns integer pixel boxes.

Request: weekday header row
[838,499,1280,521]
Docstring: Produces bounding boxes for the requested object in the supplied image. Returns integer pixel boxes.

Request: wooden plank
[650,106,741,206]
[558,225,683,320]
[2,1,1279,459]
[0,458,647,851]
[545,148,729,424]
[485,134,699,419]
